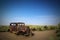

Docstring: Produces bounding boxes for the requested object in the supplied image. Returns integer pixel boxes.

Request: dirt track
[0,30,56,40]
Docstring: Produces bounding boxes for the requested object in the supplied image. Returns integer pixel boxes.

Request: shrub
[44,26,48,30]
[0,26,9,32]
[56,29,60,33]
[56,23,60,40]
[38,28,42,31]
[57,33,60,37]
[50,26,55,30]
[31,28,37,31]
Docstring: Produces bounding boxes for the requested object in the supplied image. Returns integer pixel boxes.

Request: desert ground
[0,30,56,40]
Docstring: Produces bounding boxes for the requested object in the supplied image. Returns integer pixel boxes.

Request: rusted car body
[9,22,34,36]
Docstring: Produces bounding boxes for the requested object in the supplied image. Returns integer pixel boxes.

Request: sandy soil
[0,30,56,40]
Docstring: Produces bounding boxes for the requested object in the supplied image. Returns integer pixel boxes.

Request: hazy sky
[0,0,60,25]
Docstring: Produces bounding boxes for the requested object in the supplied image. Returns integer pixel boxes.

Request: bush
[38,28,42,31]
[0,26,9,32]
[44,26,48,30]
[56,29,60,33]
[50,26,55,30]
[56,23,60,40]
[31,28,37,31]
[57,33,60,37]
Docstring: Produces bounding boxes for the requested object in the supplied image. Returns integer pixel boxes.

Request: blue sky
[0,0,60,25]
